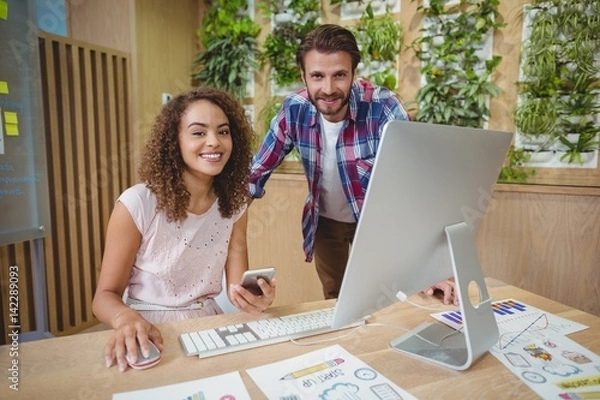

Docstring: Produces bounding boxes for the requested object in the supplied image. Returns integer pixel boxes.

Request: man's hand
[423,280,458,305]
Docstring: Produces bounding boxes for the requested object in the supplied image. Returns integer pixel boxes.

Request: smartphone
[240,267,276,295]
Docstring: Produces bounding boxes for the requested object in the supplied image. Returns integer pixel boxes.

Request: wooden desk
[1,279,598,399]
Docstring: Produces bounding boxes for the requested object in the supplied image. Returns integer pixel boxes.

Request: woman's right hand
[104,308,164,372]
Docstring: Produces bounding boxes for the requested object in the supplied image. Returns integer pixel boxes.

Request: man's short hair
[296,24,361,72]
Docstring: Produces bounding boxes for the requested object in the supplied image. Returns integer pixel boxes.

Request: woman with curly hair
[92,87,276,372]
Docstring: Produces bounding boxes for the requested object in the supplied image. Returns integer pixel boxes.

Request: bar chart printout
[432,299,588,335]
[432,299,599,399]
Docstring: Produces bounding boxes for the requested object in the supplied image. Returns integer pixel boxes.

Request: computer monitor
[330,120,512,370]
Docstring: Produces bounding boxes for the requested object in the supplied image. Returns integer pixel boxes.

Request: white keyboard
[178,307,364,358]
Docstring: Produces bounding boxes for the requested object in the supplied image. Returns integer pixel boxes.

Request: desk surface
[1,279,599,399]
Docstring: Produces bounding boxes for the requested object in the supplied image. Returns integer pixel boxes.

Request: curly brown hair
[138,87,254,222]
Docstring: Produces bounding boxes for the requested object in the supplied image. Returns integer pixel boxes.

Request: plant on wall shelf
[515,0,600,166]
[409,0,505,128]
[260,0,320,90]
[514,96,559,148]
[499,146,534,183]
[558,131,600,165]
[352,3,403,90]
[192,0,261,100]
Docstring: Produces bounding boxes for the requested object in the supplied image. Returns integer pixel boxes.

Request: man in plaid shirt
[250,24,456,304]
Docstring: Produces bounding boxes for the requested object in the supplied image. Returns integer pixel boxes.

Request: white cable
[289,325,366,346]
[404,298,458,312]
[288,321,465,348]
[403,296,494,312]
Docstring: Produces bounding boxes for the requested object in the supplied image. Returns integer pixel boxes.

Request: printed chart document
[112,371,251,400]
[430,298,588,335]
[432,299,600,399]
[247,344,417,400]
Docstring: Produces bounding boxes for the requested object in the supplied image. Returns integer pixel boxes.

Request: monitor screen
[331,120,512,329]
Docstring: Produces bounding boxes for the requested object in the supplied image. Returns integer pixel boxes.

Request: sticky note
[5,123,18,136]
[0,1,7,21]
[0,81,8,94]
[4,111,17,124]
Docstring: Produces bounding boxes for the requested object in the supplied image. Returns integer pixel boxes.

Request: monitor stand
[389,222,499,370]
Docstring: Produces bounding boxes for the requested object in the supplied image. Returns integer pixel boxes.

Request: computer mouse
[127,340,161,370]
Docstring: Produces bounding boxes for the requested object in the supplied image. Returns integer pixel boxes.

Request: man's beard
[307,90,350,120]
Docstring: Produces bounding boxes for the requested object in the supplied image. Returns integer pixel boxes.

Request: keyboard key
[179,334,197,354]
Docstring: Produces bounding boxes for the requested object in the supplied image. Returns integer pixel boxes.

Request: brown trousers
[313,216,357,299]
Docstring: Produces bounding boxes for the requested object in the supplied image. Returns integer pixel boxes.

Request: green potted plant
[260,0,320,92]
[498,146,534,183]
[410,0,505,128]
[557,129,600,165]
[352,3,403,90]
[192,0,261,101]
[515,0,599,166]
[515,96,559,148]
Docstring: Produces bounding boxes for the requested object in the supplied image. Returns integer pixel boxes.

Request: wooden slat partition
[39,32,134,337]
[0,243,37,339]
[0,33,134,345]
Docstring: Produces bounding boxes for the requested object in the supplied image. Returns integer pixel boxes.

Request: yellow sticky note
[0,81,8,94]
[0,1,8,21]
[4,111,17,124]
[6,123,19,136]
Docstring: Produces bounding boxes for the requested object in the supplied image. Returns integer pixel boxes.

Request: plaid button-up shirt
[249,79,409,262]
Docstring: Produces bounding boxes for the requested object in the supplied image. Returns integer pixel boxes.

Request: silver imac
[331,120,512,370]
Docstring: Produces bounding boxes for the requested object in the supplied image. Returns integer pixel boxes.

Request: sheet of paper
[0,81,8,94]
[247,344,417,400]
[489,330,600,399]
[431,298,588,335]
[112,371,251,400]
[432,298,598,398]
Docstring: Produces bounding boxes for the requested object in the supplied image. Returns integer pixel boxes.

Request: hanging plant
[192,0,262,101]
[409,0,505,128]
[499,146,534,183]
[260,0,320,89]
[515,0,600,165]
[352,3,403,90]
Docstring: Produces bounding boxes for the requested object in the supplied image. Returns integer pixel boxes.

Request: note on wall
[3,110,18,136]
[0,1,8,20]
[0,106,4,154]
[0,81,8,94]
[4,110,17,124]
[5,123,18,136]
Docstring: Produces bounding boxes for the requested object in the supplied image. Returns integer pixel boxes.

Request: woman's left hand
[229,277,276,314]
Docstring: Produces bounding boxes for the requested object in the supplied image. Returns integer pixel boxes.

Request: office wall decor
[192,0,261,101]
[409,0,504,128]
[515,0,600,170]
[351,2,403,90]
[260,0,321,96]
